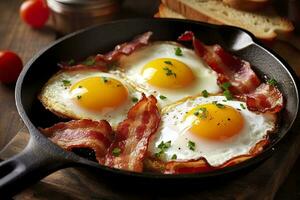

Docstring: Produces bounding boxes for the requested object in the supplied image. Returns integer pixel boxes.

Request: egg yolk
[70,77,128,111]
[185,103,244,141]
[141,58,195,89]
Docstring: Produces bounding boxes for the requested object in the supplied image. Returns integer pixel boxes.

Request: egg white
[39,69,142,128]
[148,95,277,167]
[119,42,221,107]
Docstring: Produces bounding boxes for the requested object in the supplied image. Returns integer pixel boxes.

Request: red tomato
[20,0,50,28]
[0,51,23,84]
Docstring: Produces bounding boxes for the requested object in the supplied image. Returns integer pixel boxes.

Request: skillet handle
[0,137,70,198]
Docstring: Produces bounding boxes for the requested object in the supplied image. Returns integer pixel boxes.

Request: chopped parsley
[164,60,173,65]
[193,107,208,119]
[102,77,109,83]
[171,154,177,160]
[77,95,82,100]
[155,140,171,158]
[201,90,209,98]
[221,82,231,90]
[223,90,233,100]
[68,59,75,65]
[132,97,139,103]
[220,82,233,100]
[62,80,71,87]
[213,101,225,109]
[267,78,277,86]
[83,58,96,66]
[174,47,183,56]
[240,103,246,109]
[112,147,121,157]
[159,95,167,100]
[163,67,177,77]
[188,141,196,151]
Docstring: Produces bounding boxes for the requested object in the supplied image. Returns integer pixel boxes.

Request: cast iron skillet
[0,18,299,197]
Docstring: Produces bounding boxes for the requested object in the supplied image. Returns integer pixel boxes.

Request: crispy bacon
[178,31,261,94]
[145,138,269,174]
[245,83,284,113]
[59,31,152,69]
[178,31,283,113]
[96,31,153,62]
[41,120,113,162]
[102,95,160,172]
[58,64,108,72]
[59,55,108,71]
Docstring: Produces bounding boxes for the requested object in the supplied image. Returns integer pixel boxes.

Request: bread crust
[223,0,270,11]
[160,0,294,40]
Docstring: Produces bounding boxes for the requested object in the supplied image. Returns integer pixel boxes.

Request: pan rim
[15,18,300,179]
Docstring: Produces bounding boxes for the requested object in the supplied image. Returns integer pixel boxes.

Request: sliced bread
[161,0,294,40]
[222,0,270,11]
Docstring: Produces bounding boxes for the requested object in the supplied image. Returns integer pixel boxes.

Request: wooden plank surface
[0,0,299,199]
[0,0,56,150]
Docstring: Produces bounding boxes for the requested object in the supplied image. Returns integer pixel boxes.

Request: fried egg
[39,69,142,128]
[148,95,276,167]
[119,42,221,107]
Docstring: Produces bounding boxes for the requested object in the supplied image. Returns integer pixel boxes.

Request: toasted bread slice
[223,0,270,11]
[161,0,294,40]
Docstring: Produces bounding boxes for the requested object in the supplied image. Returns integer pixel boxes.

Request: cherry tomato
[20,0,50,28]
[0,51,23,84]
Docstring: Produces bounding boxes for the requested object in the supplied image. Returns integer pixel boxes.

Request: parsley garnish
[193,107,208,119]
[202,90,209,98]
[188,141,196,151]
[171,154,177,160]
[240,103,246,109]
[102,77,109,83]
[155,141,171,158]
[112,147,121,157]
[132,97,139,103]
[159,95,167,100]
[221,82,231,90]
[83,58,96,66]
[223,90,233,100]
[164,60,173,65]
[62,80,71,87]
[174,47,183,56]
[213,101,225,109]
[163,67,177,77]
[221,82,233,100]
[77,95,82,100]
[68,59,75,65]
[267,78,277,86]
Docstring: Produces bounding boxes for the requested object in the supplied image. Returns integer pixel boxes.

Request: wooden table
[0,0,300,199]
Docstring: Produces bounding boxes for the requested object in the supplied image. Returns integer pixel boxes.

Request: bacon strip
[102,95,160,172]
[96,31,153,62]
[58,56,109,70]
[178,31,283,113]
[245,83,283,113]
[41,120,113,162]
[59,31,153,69]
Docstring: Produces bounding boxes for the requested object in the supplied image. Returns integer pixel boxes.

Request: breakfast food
[222,0,270,11]
[156,0,294,40]
[39,68,144,128]
[119,41,221,107]
[40,31,284,174]
[148,95,276,167]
